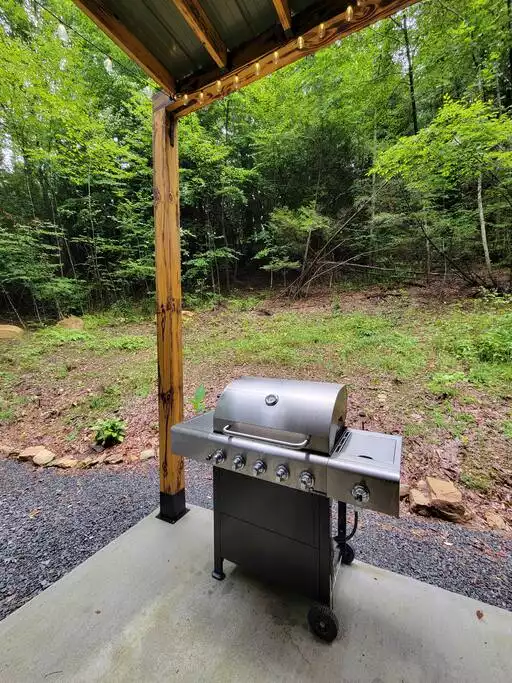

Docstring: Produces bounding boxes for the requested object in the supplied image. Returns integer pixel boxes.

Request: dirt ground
[0,282,510,530]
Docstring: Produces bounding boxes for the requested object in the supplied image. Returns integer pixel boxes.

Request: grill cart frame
[212,467,357,641]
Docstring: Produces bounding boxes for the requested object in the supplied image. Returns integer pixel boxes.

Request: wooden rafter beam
[169,0,418,117]
[172,0,228,68]
[272,0,292,32]
[72,0,176,95]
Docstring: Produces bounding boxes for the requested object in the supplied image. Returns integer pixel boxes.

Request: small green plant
[403,422,424,437]
[227,295,262,312]
[459,472,492,493]
[503,421,512,439]
[106,336,149,352]
[427,372,466,398]
[475,317,512,363]
[92,418,126,447]
[89,384,121,412]
[190,384,206,413]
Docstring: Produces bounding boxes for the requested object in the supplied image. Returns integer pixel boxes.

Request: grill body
[171,376,402,640]
[213,468,333,603]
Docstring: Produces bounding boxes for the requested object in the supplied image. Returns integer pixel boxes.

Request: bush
[92,418,126,447]
[475,315,512,363]
[427,372,466,397]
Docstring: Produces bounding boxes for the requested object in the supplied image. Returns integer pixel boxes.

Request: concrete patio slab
[1,505,510,683]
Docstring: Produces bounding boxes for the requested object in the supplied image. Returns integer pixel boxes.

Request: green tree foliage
[373,99,512,283]
[0,0,511,318]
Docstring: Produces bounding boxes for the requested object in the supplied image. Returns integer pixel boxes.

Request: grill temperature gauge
[275,464,289,482]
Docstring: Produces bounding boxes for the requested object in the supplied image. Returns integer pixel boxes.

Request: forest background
[1,0,511,320]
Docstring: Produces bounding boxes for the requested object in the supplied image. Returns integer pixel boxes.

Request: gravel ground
[1,458,511,621]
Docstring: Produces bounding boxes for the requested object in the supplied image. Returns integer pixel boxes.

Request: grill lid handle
[222,424,310,450]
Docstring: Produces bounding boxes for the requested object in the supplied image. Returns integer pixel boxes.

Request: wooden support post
[152,92,187,523]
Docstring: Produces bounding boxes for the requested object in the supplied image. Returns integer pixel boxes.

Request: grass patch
[185,311,426,379]
[403,423,425,437]
[429,306,512,396]
[427,372,467,398]
[459,471,492,493]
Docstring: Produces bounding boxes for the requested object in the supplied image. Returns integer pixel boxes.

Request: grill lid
[213,377,347,455]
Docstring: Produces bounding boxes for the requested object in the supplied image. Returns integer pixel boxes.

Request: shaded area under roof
[73,1,418,116]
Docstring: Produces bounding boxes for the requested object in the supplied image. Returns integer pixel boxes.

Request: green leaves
[92,418,126,447]
[190,385,206,414]
[1,0,511,311]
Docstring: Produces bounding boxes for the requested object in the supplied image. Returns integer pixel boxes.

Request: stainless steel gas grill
[171,376,401,642]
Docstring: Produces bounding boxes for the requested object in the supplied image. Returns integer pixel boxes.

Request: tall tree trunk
[423,203,430,283]
[370,110,377,265]
[506,0,512,108]
[402,14,419,134]
[477,174,495,285]
[221,99,231,291]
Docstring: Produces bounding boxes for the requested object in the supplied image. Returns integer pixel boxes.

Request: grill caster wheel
[307,604,339,643]
[342,543,355,565]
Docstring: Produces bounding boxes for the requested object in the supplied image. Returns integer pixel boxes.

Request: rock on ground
[426,476,468,523]
[56,316,84,331]
[51,458,78,469]
[485,511,508,531]
[409,488,430,515]
[32,449,56,467]
[19,446,56,467]
[0,325,24,340]
[0,445,19,458]
[18,446,44,461]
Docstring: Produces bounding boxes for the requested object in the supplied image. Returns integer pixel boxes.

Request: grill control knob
[351,483,370,504]
[211,449,226,465]
[232,454,246,471]
[275,464,290,483]
[252,460,267,476]
[299,471,315,491]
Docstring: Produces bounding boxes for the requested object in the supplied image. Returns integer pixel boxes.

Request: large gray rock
[139,448,156,461]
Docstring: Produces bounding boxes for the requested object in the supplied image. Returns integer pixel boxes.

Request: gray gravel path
[1,458,510,621]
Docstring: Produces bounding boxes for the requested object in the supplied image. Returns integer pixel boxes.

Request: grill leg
[318,496,332,607]
[212,468,225,581]
[337,501,347,546]
[335,501,355,566]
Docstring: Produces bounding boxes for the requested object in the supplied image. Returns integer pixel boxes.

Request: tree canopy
[0,0,511,317]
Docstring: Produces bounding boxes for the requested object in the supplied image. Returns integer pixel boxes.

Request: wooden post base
[158,490,188,524]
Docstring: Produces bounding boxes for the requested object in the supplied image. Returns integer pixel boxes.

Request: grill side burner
[170,376,402,642]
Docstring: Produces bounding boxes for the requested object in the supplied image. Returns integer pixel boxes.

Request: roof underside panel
[99,0,321,80]
[102,0,213,80]
[199,0,275,49]
[73,0,419,111]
